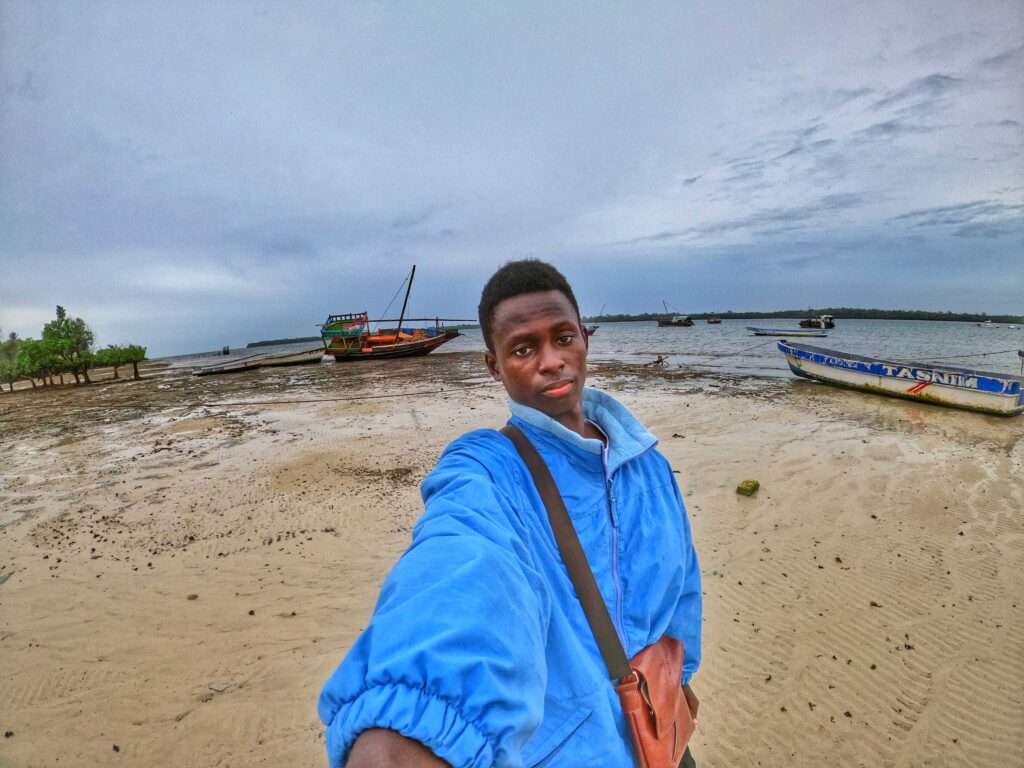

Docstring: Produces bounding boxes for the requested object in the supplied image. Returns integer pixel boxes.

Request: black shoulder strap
[500,424,632,682]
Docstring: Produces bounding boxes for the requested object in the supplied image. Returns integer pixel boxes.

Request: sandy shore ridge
[1,353,1021,767]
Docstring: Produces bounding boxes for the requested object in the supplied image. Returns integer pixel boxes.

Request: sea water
[182,319,1024,379]
[451,319,1024,379]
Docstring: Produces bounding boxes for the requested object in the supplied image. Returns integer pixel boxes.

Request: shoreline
[1,352,1021,766]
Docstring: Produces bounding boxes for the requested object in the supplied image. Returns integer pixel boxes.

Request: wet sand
[1,352,1021,767]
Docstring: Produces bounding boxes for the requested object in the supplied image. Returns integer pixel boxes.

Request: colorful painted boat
[747,326,828,337]
[260,347,325,367]
[778,341,1024,416]
[194,353,265,376]
[320,266,463,362]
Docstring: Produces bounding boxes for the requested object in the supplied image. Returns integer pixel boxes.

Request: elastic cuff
[325,683,495,768]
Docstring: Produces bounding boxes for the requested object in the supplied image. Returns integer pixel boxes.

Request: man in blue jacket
[319,259,702,767]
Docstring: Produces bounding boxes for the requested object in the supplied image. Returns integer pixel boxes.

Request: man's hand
[682,684,699,725]
[347,729,450,767]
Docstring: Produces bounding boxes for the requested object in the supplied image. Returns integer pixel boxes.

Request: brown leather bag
[616,636,694,768]
[501,425,695,767]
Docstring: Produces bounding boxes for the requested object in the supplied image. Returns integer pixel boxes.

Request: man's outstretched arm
[347,729,449,767]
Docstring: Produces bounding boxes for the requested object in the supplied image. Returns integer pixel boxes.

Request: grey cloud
[977,44,1024,71]
[620,193,866,246]
[774,138,837,160]
[856,119,941,140]
[870,73,961,113]
[890,200,1024,238]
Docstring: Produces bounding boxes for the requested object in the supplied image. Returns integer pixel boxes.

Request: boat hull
[778,341,1024,416]
[260,348,325,367]
[194,354,265,376]
[325,330,459,361]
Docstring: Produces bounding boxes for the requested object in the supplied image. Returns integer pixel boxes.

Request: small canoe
[747,327,828,337]
[194,353,265,376]
[778,341,1024,416]
[260,347,325,367]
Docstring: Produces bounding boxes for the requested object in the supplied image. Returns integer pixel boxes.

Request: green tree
[42,306,95,385]
[95,345,125,379]
[14,339,46,388]
[123,344,148,381]
[0,332,20,390]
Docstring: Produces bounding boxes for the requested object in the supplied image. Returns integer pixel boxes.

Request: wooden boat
[659,315,693,327]
[586,325,599,336]
[800,314,835,329]
[707,317,722,324]
[657,301,694,327]
[777,341,1024,416]
[260,347,325,367]
[194,353,265,376]
[747,326,828,337]
[320,266,462,361]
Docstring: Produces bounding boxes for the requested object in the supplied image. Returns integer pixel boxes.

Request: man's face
[484,290,589,429]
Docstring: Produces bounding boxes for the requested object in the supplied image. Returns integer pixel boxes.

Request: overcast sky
[2,1,1021,356]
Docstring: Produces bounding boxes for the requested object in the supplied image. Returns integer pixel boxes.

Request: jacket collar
[508,387,658,475]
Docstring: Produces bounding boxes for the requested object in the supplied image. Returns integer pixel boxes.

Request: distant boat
[656,301,693,327]
[659,315,693,327]
[747,326,828,337]
[778,341,1024,416]
[657,301,694,327]
[587,304,605,335]
[260,347,325,367]
[707,317,722,324]
[320,266,463,361]
[800,314,835,329]
[194,353,265,376]
[977,320,999,328]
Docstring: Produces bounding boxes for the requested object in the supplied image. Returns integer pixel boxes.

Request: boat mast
[395,265,416,341]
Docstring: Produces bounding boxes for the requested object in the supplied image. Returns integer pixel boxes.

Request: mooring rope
[685,339,778,366]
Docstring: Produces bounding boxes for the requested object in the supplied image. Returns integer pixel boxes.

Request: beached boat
[800,314,835,329]
[260,347,325,367]
[194,353,265,376]
[320,266,462,362]
[778,341,1024,416]
[747,327,828,337]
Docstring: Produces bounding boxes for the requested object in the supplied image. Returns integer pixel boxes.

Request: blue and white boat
[747,326,828,337]
[778,341,1024,416]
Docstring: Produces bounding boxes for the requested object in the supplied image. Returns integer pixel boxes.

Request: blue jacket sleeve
[667,471,702,685]
[317,435,550,768]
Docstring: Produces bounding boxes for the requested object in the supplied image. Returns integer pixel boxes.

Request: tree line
[0,306,147,393]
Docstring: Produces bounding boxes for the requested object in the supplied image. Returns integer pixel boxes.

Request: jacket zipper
[603,446,627,649]
[603,441,660,653]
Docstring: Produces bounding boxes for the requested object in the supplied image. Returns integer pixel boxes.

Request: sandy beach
[1,352,1021,768]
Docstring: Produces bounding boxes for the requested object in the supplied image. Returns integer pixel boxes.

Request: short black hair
[478,259,580,351]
